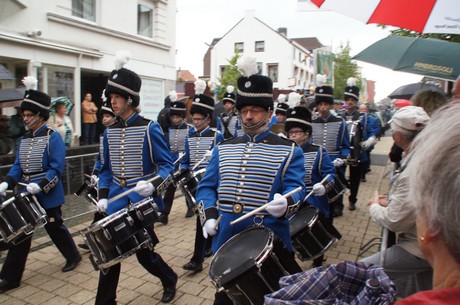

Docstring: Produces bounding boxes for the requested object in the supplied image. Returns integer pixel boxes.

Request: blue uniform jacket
[196,129,306,253]
[5,123,66,209]
[343,111,381,162]
[312,114,350,160]
[98,113,174,215]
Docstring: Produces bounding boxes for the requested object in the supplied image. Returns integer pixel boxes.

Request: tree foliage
[383,26,460,43]
[333,42,360,100]
[216,51,241,101]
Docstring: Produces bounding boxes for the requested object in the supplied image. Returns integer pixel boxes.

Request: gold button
[233,203,243,213]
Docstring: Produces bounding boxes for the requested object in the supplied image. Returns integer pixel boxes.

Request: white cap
[391,106,430,131]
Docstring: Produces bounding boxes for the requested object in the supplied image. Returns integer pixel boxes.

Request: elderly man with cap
[361,106,432,297]
[96,51,177,304]
[179,79,224,272]
[311,74,350,217]
[0,76,81,292]
[158,91,192,225]
[217,85,241,139]
[197,56,305,305]
[341,77,380,211]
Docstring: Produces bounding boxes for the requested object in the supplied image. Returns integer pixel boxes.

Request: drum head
[210,226,271,279]
[289,207,317,236]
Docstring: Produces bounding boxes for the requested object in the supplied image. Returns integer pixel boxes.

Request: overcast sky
[175,0,421,102]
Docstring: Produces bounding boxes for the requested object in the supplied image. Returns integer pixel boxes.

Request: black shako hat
[314,74,334,105]
[105,51,141,107]
[285,106,312,133]
[21,76,51,121]
[190,79,214,117]
[222,85,236,104]
[235,56,273,111]
[275,102,290,116]
[344,77,360,101]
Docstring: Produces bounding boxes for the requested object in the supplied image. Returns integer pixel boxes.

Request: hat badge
[195,97,200,102]
[26,94,29,98]
[245,81,251,88]
[319,88,324,93]
[113,74,118,80]
[292,111,296,115]
[348,89,352,92]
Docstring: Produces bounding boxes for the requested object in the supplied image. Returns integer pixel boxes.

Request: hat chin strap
[194,114,210,130]
[240,109,271,131]
[25,115,40,130]
[115,97,132,119]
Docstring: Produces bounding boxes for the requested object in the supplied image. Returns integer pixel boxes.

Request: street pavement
[0,135,395,305]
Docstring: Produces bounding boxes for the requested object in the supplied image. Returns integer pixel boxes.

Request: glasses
[192,117,206,122]
[239,108,266,116]
[22,114,36,119]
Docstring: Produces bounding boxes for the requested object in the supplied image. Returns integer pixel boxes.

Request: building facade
[0,0,176,134]
[203,10,323,92]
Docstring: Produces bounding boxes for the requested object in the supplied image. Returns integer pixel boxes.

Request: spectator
[47,102,75,147]
[9,107,25,153]
[157,92,172,135]
[411,89,448,117]
[0,115,13,155]
[81,93,98,145]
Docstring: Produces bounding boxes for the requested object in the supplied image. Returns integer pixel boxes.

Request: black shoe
[349,202,357,211]
[158,213,169,225]
[161,273,177,303]
[333,208,343,217]
[204,248,212,258]
[185,208,194,218]
[361,178,367,182]
[182,261,203,272]
[62,255,82,272]
[78,243,89,250]
[0,279,20,292]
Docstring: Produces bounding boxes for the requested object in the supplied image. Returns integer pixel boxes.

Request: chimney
[278,27,287,37]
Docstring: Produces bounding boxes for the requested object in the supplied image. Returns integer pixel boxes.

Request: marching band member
[0,76,81,292]
[95,51,177,304]
[285,106,339,267]
[197,56,305,305]
[180,79,224,273]
[341,77,380,211]
[311,75,350,217]
[158,91,191,224]
[217,85,241,139]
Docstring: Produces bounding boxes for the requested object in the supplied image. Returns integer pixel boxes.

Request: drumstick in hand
[230,186,303,225]
[214,215,223,230]
[303,174,331,202]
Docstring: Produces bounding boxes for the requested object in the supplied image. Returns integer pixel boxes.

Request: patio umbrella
[352,36,460,81]
[305,0,460,35]
[388,82,444,99]
[0,88,25,108]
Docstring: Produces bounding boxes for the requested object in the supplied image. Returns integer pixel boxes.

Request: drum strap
[146,121,159,173]
[281,143,295,181]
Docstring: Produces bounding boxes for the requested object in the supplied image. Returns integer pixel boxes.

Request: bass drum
[209,226,301,305]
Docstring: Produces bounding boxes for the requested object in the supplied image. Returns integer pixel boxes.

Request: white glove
[332,158,345,167]
[312,183,326,196]
[90,175,98,185]
[266,193,288,218]
[203,150,213,159]
[202,219,217,239]
[97,199,108,213]
[0,182,8,196]
[133,180,155,197]
[26,183,41,195]
[361,136,377,150]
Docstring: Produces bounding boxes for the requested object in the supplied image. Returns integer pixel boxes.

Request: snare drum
[0,193,47,243]
[129,197,159,229]
[209,226,301,305]
[81,209,150,270]
[289,207,338,261]
[74,180,98,206]
[177,168,205,212]
[327,174,347,203]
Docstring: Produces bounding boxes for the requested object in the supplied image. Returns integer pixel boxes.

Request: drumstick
[230,186,303,225]
[17,182,28,187]
[107,175,161,204]
[191,156,207,172]
[214,214,223,230]
[303,174,331,202]
[174,152,185,165]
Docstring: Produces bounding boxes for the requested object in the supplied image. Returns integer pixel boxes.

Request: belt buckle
[232,203,243,214]
[119,178,127,187]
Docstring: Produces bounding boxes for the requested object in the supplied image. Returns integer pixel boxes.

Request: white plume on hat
[277,94,286,103]
[236,56,258,77]
[226,85,235,94]
[316,74,327,87]
[194,79,207,95]
[288,92,301,108]
[347,77,357,87]
[114,50,132,70]
[22,76,38,90]
[169,90,178,102]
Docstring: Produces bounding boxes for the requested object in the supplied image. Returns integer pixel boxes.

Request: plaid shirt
[264,261,396,305]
